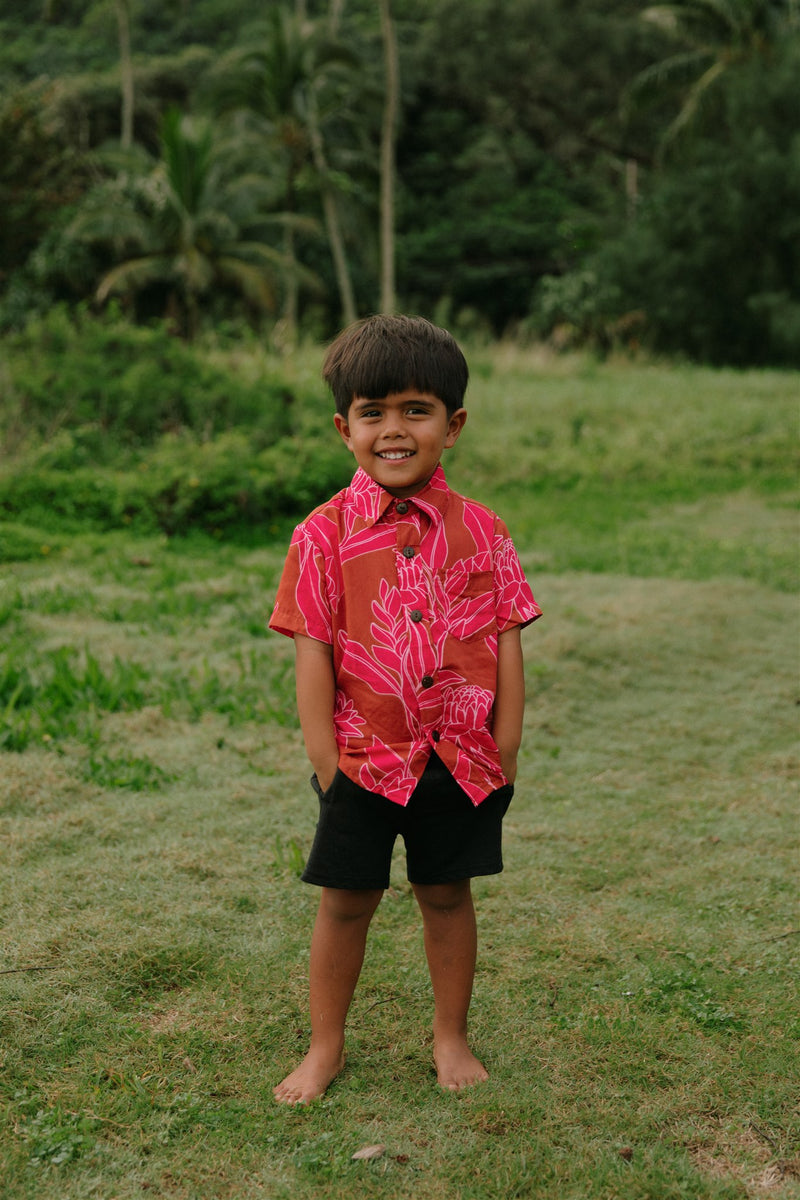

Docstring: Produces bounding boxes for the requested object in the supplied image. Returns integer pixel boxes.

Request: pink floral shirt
[269,465,541,806]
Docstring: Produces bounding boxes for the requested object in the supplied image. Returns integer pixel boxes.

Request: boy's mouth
[376,450,414,461]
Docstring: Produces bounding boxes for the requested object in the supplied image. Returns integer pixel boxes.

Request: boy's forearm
[294,634,339,788]
[493,626,525,783]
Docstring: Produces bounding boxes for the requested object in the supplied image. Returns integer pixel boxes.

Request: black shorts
[301,751,513,890]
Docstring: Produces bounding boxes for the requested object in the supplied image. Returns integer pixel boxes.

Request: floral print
[270,465,541,805]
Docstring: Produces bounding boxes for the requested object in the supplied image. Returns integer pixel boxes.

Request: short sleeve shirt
[269,465,541,806]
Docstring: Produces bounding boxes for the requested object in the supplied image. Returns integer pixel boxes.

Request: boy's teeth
[380,450,412,459]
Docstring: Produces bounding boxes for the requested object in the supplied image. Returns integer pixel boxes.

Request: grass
[0,348,798,1199]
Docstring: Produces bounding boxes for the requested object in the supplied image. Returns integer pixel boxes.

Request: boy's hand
[499,751,517,785]
[315,757,340,793]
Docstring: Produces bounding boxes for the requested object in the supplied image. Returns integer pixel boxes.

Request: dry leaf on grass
[352,1144,386,1161]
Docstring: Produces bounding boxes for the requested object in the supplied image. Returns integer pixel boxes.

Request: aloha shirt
[269,464,541,806]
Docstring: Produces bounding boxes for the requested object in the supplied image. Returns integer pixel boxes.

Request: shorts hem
[301,871,390,890]
[407,862,504,886]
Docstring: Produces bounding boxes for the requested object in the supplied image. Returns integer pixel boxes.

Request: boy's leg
[411,878,489,1091]
[274,886,383,1105]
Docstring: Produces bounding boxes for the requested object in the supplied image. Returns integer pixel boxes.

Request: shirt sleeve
[268,523,334,643]
[492,517,542,633]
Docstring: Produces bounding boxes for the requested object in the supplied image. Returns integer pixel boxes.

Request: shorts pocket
[310,770,340,801]
[497,783,514,816]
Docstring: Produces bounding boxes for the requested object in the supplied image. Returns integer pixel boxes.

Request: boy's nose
[382,414,405,437]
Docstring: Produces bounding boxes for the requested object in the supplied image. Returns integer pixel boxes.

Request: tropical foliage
[64,107,311,338]
[0,0,798,363]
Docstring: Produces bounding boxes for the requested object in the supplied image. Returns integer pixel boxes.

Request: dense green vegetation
[0,309,351,539]
[1,0,798,363]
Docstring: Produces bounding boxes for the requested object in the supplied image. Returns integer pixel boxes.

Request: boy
[269,315,540,1104]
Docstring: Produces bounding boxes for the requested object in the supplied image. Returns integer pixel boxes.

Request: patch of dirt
[688,1119,800,1197]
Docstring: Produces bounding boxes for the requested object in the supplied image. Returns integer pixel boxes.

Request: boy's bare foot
[434,1037,489,1091]
[273,1047,345,1105]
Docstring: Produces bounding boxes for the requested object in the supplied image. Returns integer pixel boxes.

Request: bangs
[323,316,469,415]
[345,342,460,405]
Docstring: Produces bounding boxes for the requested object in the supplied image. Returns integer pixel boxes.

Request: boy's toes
[273,1051,345,1105]
[434,1042,489,1091]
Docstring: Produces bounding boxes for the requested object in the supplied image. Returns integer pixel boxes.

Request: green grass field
[1,349,798,1199]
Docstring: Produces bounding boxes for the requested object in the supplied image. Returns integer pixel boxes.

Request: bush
[0,308,354,538]
[0,431,351,538]
[0,306,297,449]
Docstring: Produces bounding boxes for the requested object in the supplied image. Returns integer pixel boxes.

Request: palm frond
[160,107,214,217]
[96,255,176,302]
[661,57,728,144]
[214,256,278,311]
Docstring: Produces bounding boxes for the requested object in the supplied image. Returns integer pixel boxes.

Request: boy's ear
[444,407,467,448]
[333,412,353,450]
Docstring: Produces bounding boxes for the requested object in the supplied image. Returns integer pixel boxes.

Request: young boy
[269,315,540,1104]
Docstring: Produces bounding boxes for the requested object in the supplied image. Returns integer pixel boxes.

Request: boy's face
[334,389,467,499]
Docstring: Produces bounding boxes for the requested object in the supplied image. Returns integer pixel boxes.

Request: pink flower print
[291,526,334,641]
[357,737,418,796]
[494,536,536,625]
[368,579,430,712]
[334,693,366,739]
[430,554,496,642]
[441,684,493,733]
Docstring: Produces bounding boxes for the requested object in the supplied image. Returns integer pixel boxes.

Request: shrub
[0,308,355,537]
[0,306,296,449]
[0,432,351,538]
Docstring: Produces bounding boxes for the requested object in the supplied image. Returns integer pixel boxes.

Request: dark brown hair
[322,315,469,416]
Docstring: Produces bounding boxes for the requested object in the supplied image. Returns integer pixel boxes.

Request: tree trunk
[115,0,134,150]
[319,0,356,323]
[379,0,398,314]
[328,0,345,36]
[283,220,299,341]
[625,158,639,221]
[308,105,357,327]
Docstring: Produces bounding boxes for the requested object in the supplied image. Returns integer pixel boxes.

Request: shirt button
[396,501,409,514]
[402,545,416,559]
[432,730,440,742]
[421,675,434,689]
[410,609,423,622]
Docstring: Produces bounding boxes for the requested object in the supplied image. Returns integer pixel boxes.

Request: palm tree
[69,108,312,337]
[114,0,134,150]
[208,5,360,334]
[379,0,399,315]
[630,0,798,152]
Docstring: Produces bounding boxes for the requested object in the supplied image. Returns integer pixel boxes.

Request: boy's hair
[322,315,469,417]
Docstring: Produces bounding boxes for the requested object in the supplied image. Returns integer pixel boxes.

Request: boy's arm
[294,633,339,792]
[493,625,525,784]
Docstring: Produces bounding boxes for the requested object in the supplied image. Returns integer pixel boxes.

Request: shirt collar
[348,464,451,526]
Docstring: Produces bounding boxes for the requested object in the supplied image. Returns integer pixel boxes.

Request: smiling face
[334,389,467,499]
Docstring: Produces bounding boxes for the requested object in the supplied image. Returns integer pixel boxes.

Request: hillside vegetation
[1,0,798,362]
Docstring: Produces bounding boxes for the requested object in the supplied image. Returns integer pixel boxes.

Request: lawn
[0,348,798,1199]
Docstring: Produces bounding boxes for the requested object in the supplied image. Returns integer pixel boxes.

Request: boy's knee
[320,887,384,922]
[412,879,471,915]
